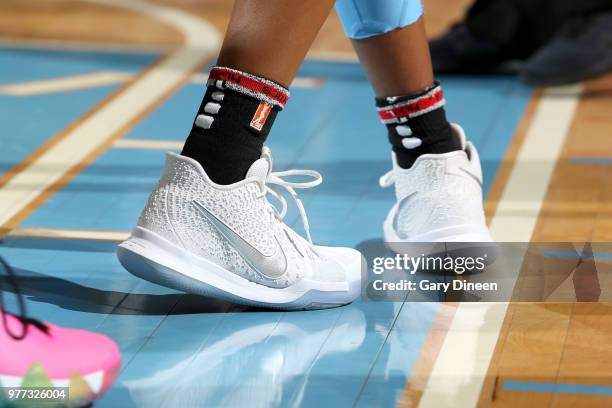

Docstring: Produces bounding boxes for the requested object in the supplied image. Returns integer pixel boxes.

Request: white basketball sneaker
[379,123,493,252]
[117,147,362,310]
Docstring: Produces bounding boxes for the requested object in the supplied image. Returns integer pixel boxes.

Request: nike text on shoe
[379,124,494,264]
[117,147,362,310]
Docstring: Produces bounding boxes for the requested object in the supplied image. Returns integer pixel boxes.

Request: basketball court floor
[1,1,611,407]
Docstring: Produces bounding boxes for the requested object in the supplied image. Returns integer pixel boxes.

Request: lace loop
[261,169,322,244]
[379,170,395,188]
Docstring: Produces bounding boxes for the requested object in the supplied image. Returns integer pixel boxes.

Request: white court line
[113,139,183,150]
[306,50,358,62]
[417,84,583,408]
[0,0,220,227]
[0,36,174,54]
[290,77,324,88]
[0,71,321,97]
[192,72,323,88]
[0,71,133,96]
[8,227,129,241]
[0,36,360,63]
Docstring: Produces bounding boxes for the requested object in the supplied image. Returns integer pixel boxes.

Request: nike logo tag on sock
[192,200,288,279]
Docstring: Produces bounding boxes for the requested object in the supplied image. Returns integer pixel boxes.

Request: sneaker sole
[117,227,360,310]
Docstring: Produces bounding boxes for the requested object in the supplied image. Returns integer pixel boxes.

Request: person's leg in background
[428,0,562,74]
[430,0,612,84]
[336,0,492,245]
[466,0,612,60]
[519,0,612,85]
[119,0,362,310]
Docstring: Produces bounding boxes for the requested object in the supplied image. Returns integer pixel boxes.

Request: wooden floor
[1,1,611,407]
[479,74,612,407]
[0,0,471,52]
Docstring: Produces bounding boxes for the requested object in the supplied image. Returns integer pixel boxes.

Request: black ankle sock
[376,82,461,169]
[181,66,289,184]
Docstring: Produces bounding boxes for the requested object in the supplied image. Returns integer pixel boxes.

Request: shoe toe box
[312,246,363,294]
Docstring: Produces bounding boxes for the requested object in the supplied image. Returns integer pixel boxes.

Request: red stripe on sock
[208,67,289,108]
[378,88,445,122]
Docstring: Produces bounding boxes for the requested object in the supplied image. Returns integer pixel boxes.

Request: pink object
[0,309,121,403]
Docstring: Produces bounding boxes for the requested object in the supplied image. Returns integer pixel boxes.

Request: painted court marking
[417,84,583,408]
[192,72,323,88]
[0,71,321,97]
[0,0,220,227]
[0,71,133,96]
[8,227,128,241]
[113,139,184,150]
[503,381,612,396]
[571,157,612,165]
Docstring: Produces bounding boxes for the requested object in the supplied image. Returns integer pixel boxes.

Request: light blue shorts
[335,0,423,39]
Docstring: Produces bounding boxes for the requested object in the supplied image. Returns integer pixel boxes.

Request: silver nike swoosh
[452,167,482,187]
[394,191,418,237]
[192,200,288,280]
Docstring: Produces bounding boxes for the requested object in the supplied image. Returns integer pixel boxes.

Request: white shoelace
[256,169,322,244]
[379,170,395,188]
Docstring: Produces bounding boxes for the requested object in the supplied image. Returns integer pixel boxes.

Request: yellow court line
[0,0,220,228]
[0,36,359,64]
[0,69,321,98]
[8,227,129,241]
[0,71,133,96]
[291,77,325,88]
[191,72,323,88]
[306,50,359,62]
[113,139,184,150]
[417,84,583,408]
[0,36,174,54]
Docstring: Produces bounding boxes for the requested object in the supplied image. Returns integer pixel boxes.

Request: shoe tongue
[245,147,271,180]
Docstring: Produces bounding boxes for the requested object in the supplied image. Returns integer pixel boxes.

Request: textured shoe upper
[381,124,486,240]
[137,149,348,288]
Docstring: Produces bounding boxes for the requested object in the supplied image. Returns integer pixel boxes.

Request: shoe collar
[380,124,479,187]
[392,123,468,169]
[167,148,322,243]
[165,149,270,191]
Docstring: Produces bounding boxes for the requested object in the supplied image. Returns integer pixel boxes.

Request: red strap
[208,67,289,107]
[378,88,444,122]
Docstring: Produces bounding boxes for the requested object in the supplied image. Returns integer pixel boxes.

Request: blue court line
[504,381,612,396]
[0,45,157,84]
[0,46,158,180]
[572,158,612,165]
[543,250,612,260]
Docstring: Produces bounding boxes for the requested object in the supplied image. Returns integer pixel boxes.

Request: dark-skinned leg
[336,2,492,244]
[351,17,434,97]
[351,17,460,169]
[122,0,363,310]
[182,0,335,184]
